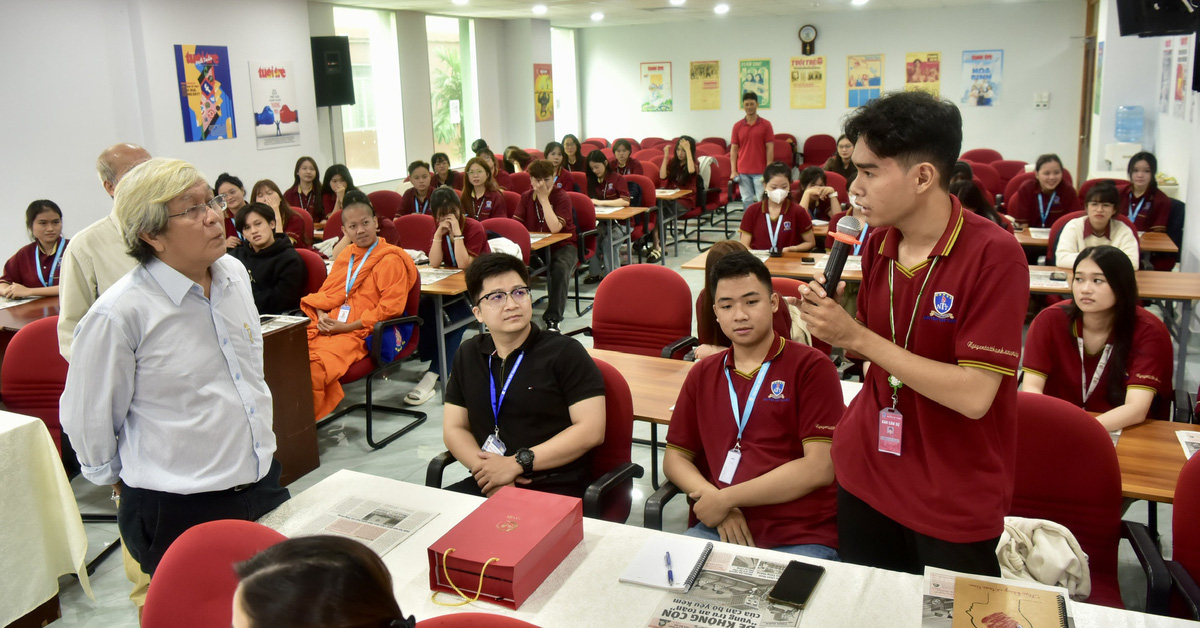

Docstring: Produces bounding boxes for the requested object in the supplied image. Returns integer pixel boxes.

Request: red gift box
[428,486,583,609]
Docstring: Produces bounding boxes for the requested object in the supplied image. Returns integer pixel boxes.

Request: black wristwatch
[514,448,535,475]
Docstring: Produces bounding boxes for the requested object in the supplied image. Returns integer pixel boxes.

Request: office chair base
[320,402,426,450]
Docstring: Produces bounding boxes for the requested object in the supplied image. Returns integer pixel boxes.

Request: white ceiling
[322,0,1070,29]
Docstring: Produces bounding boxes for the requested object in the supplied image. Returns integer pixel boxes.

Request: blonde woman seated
[1055,181,1138,269]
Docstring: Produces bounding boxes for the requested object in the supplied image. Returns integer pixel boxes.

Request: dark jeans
[837,487,1001,577]
[417,295,474,376]
[117,458,290,575]
[543,245,578,324]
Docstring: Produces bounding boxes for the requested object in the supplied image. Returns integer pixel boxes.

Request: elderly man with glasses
[61,158,290,577]
[440,252,605,499]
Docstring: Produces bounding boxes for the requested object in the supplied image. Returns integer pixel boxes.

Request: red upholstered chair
[142,520,286,628]
[801,134,837,168]
[679,154,734,252]
[993,160,1029,191]
[633,148,663,163]
[700,137,727,151]
[525,148,544,160]
[395,214,436,254]
[772,277,832,357]
[1046,210,1140,268]
[508,172,532,195]
[481,217,531,264]
[368,190,403,220]
[290,206,315,247]
[569,263,695,358]
[501,190,522,218]
[295,247,328,296]
[695,144,725,157]
[601,147,615,161]
[970,162,1002,199]
[824,170,850,202]
[324,210,343,244]
[569,170,587,194]
[1,317,69,454]
[584,137,608,148]
[614,137,641,152]
[1079,178,1129,200]
[961,148,1003,163]
[772,139,794,169]
[580,141,603,155]
[566,191,599,315]
[1008,392,1168,612]
[641,160,663,188]
[1002,172,1037,209]
[624,173,659,262]
[641,136,667,151]
[418,614,542,627]
[1168,455,1200,619]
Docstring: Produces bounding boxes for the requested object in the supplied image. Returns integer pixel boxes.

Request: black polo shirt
[445,323,606,489]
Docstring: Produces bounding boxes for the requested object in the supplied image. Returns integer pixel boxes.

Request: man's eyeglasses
[168,195,226,221]
[476,287,531,308]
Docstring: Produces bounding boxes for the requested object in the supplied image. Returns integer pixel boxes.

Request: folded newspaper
[418,267,463,285]
[646,551,802,628]
[1178,430,1200,460]
[294,497,436,556]
[813,256,862,272]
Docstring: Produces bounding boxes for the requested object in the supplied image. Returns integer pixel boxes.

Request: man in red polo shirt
[512,159,577,333]
[799,91,1029,576]
[730,92,775,206]
[666,252,841,558]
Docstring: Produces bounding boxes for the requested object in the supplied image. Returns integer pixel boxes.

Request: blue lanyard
[1128,193,1147,223]
[345,240,379,298]
[445,235,458,267]
[35,238,64,288]
[415,195,429,215]
[724,361,772,445]
[853,226,869,256]
[765,208,784,249]
[489,352,525,431]
[1037,191,1057,227]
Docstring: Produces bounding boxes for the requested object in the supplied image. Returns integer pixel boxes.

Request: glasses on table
[476,287,531,308]
[168,195,226,221]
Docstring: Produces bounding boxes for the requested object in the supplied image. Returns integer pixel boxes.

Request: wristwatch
[514,448,535,475]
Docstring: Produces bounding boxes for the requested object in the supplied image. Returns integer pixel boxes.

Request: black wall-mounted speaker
[311,36,355,107]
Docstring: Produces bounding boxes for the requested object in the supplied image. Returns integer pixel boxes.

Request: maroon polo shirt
[466,189,507,221]
[1008,179,1079,228]
[514,188,576,250]
[492,166,513,191]
[1120,187,1171,232]
[434,170,463,190]
[1022,303,1172,414]
[667,335,841,549]
[833,196,1029,543]
[1,238,68,287]
[435,218,491,268]
[660,171,699,211]
[284,185,322,221]
[739,201,813,251]
[589,171,630,202]
[610,158,643,177]
[399,188,433,216]
[731,116,775,175]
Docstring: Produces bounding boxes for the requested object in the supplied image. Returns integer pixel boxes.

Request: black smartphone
[1050,271,1067,281]
[800,256,816,265]
[766,560,825,609]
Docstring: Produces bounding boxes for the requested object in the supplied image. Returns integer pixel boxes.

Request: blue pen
[665,551,674,586]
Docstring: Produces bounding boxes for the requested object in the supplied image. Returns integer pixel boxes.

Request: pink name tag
[878,408,902,456]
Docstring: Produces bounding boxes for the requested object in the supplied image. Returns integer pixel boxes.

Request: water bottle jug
[1115,106,1144,143]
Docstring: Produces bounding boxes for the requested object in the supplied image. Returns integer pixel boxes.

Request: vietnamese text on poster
[248,60,300,151]
[739,59,771,109]
[789,56,826,109]
[961,50,1003,107]
[174,44,237,142]
[534,63,554,122]
[1173,36,1191,120]
[641,62,673,112]
[847,54,883,107]
[905,52,940,97]
[690,61,721,110]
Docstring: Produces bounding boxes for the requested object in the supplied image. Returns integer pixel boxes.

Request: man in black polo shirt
[442,253,606,497]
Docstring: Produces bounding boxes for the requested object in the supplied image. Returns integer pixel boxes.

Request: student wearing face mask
[739,162,815,254]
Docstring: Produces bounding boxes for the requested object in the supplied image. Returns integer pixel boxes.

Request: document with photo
[646,551,802,628]
[295,497,437,556]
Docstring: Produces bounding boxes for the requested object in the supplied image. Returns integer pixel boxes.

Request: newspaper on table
[1029,269,1069,290]
[0,296,38,310]
[418,267,463,285]
[1109,429,1122,447]
[529,233,551,245]
[646,551,802,628]
[813,256,862,272]
[259,314,310,334]
[921,565,1075,628]
[1178,430,1200,460]
[751,251,770,261]
[295,497,436,556]
[594,206,623,216]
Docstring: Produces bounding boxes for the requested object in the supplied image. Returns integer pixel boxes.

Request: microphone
[822,214,864,292]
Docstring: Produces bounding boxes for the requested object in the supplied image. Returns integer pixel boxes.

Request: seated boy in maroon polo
[665,252,842,559]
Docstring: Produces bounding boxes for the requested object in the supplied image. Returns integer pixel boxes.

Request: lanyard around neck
[1077,337,1114,404]
[415,194,429,215]
[1128,193,1147,223]
[345,240,379,298]
[35,238,64,287]
[724,361,772,448]
[489,351,525,433]
[445,235,458,267]
[765,207,785,249]
[1037,191,1057,227]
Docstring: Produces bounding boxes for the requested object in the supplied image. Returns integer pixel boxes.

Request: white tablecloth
[260,470,1192,627]
[0,411,91,624]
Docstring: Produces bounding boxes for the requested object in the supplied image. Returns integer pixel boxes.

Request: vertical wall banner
[846,54,883,107]
[690,61,721,110]
[961,50,1003,107]
[1173,36,1190,120]
[640,62,673,112]
[534,63,554,122]
[248,61,300,150]
[904,52,940,97]
[1092,42,1103,116]
[789,56,826,109]
[738,59,771,109]
[174,45,236,142]
[1160,39,1174,114]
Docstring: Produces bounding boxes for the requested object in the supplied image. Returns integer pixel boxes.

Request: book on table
[922,566,1072,628]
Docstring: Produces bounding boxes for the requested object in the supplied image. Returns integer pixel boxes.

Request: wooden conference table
[1015,228,1179,254]
[261,469,1191,627]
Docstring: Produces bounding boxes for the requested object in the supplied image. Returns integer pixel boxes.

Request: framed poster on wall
[249,60,300,150]
[174,44,237,142]
[904,52,940,97]
[534,63,554,122]
[790,56,826,109]
[641,62,672,112]
[847,54,883,107]
[739,59,771,108]
[961,50,1003,107]
[690,61,720,110]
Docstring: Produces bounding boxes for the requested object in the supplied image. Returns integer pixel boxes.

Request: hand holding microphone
[799,214,864,347]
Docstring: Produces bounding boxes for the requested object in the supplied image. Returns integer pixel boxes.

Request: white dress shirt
[57,212,138,361]
[60,255,276,494]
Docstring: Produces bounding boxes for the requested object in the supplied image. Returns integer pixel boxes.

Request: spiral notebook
[619,536,713,593]
[951,575,1069,628]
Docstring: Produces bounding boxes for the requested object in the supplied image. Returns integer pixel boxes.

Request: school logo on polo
[930,291,955,320]
[784,221,792,230]
[768,380,785,399]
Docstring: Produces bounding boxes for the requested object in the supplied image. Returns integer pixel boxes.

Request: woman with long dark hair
[1121,151,1171,232]
[284,156,324,221]
[459,157,506,221]
[0,200,68,298]
[251,179,310,248]
[431,152,462,190]
[822,134,857,185]
[543,141,579,192]
[950,179,1012,233]
[1007,153,1078,228]
[321,164,356,223]
[561,134,585,172]
[585,150,630,283]
[648,135,700,262]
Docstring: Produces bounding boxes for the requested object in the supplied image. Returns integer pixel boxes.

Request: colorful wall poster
[1093,42,1103,116]
[640,62,672,112]
[1174,36,1190,120]
[1160,39,1173,115]
[789,56,826,109]
[174,45,236,142]
[739,59,771,109]
[534,64,554,122]
[248,60,300,150]
[961,50,1003,107]
[905,52,940,97]
[690,61,721,110]
[846,54,883,107]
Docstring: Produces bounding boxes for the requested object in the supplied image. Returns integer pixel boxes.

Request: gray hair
[113,158,207,263]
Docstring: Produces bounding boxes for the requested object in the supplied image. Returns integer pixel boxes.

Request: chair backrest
[774,132,798,147]
[1003,172,1037,208]
[583,137,608,148]
[600,147,615,161]
[632,148,661,163]
[625,174,658,217]
[960,148,1004,163]
[290,206,314,246]
[614,137,641,152]
[417,614,541,627]
[502,190,522,218]
[295,247,328,296]
[823,170,849,200]
[1046,210,1140,267]
[324,210,343,243]
[1175,455,1200,587]
[641,160,663,187]
[1078,178,1128,201]
[569,170,587,193]
[1009,392,1123,592]
[367,190,403,220]
[641,136,667,151]
[591,264,692,357]
[590,358,637,523]
[992,160,1029,190]
[695,144,725,157]
[970,162,1002,198]
[508,172,532,195]
[566,192,597,261]
[481,217,531,264]
[142,520,286,628]
[0,316,68,454]
[772,139,794,169]
[580,141,603,155]
[801,134,837,167]
[525,148,544,160]
[395,213,436,253]
[700,137,727,151]
[771,277,832,356]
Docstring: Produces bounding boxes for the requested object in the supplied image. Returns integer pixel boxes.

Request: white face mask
[766,188,789,204]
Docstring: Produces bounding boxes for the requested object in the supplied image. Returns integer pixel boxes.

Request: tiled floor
[46,214,1197,625]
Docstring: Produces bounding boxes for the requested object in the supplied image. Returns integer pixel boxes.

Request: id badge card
[718,447,741,484]
[482,433,506,455]
[337,304,351,323]
[878,408,903,456]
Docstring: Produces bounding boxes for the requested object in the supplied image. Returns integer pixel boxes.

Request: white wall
[1088,0,1165,172]
[578,3,1086,173]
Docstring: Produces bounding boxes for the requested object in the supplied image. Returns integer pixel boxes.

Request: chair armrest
[698,187,709,210]
[425,450,455,488]
[1122,520,1171,615]
[564,327,593,338]
[1168,561,1200,620]
[368,314,424,363]
[728,179,738,202]
[583,462,645,519]
[662,335,699,360]
[644,480,684,531]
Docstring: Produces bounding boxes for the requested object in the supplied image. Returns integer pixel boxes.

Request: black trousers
[117,458,290,576]
[837,487,1001,577]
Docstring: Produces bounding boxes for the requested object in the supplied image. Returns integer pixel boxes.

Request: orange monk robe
[301,239,417,420]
